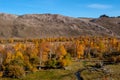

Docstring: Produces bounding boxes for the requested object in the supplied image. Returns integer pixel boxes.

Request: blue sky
[0,0,120,18]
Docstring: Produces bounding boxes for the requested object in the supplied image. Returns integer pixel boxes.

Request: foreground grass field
[1,70,75,80]
[1,62,120,80]
[1,62,83,80]
[1,71,74,80]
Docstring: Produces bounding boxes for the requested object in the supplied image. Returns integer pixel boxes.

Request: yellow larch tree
[76,44,85,59]
[56,44,67,60]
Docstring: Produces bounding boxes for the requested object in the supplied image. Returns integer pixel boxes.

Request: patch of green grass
[81,70,104,80]
[0,62,83,80]
[24,70,76,80]
[2,61,120,80]
[1,70,76,80]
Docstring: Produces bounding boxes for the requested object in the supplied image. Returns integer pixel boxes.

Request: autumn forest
[0,36,120,79]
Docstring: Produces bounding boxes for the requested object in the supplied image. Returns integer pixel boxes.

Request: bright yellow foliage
[15,51,24,60]
[76,44,85,59]
[4,52,14,64]
[56,45,67,59]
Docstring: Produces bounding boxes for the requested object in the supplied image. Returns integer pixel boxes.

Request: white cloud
[88,4,112,9]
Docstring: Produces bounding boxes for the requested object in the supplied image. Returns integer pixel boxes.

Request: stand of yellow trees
[0,36,119,78]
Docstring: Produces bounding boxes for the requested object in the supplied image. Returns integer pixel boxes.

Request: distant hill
[0,13,120,38]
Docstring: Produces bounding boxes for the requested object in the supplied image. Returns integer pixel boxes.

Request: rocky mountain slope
[0,13,120,38]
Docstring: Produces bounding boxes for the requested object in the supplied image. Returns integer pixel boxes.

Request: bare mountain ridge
[0,13,119,38]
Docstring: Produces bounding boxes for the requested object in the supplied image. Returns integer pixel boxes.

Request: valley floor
[1,61,120,80]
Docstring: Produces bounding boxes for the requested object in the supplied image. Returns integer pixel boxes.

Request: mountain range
[0,13,120,38]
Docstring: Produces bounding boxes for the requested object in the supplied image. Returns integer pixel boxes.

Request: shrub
[110,56,117,63]
[60,59,71,67]
[117,16,120,18]
[46,59,58,68]
[29,56,40,66]
[5,65,25,78]
[60,54,71,67]
[10,58,25,66]
[116,56,120,63]
[24,62,33,71]
[0,71,3,77]
[31,67,38,73]
[99,14,109,18]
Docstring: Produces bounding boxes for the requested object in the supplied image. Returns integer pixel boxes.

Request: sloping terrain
[90,17,120,37]
[0,13,119,38]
